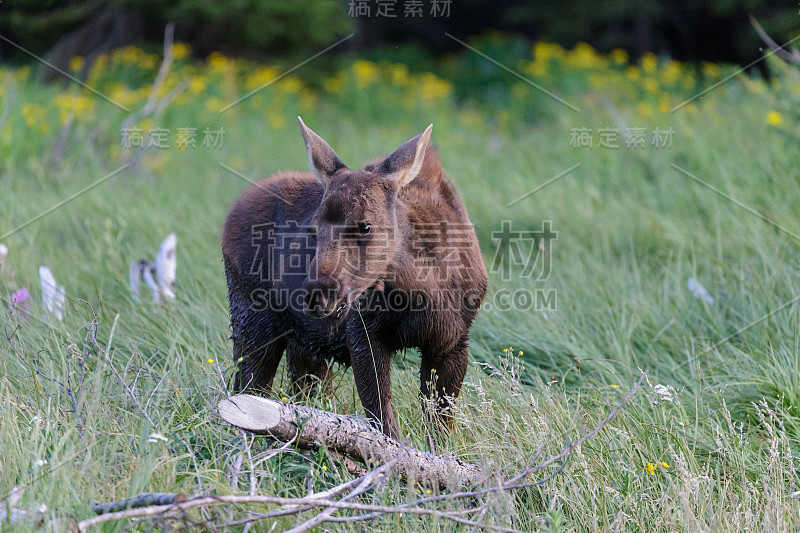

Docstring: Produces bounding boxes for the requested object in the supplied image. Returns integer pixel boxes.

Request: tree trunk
[218,394,482,489]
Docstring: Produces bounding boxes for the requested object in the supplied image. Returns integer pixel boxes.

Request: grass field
[1,40,800,531]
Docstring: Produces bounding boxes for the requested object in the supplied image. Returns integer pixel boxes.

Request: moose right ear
[297,117,347,185]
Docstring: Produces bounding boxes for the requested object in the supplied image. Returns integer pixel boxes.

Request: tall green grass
[1,46,799,530]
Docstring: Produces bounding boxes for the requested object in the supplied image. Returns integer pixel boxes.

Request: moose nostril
[303,277,341,316]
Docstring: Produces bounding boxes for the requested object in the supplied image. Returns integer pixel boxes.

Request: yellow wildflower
[589,74,607,89]
[637,101,654,119]
[109,83,141,108]
[14,66,31,81]
[533,41,565,61]
[323,73,345,94]
[21,103,46,128]
[245,66,280,90]
[657,95,671,114]
[390,64,410,85]
[644,462,656,475]
[204,97,224,112]
[189,76,207,94]
[640,53,658,74]
[527,60,549,77]
[662,60,682,84]
[660,461,670,468]
[172,43,191,60]
[419,73,451,99]
[207,358,215,364]
[87,54,108,84]
[69,56,85,72]
[701,61,721,78]
[321,465,327,471]
[766,110,782,126]
[229,157,247,170]
[268,114,286,130]
[208,52,233,74]
[565,42,606,69]
[642,78,659,93]
[277,75,303,94]
[610,48,628,65]
[142,153,168,172]
[352,60,379,88]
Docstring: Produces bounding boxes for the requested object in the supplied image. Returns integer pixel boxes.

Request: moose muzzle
[302,276,345,318]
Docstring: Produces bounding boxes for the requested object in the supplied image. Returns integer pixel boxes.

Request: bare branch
[749,15,800,65]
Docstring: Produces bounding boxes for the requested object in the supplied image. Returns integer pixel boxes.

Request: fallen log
[92,493,187,515]
[218,394,482,489]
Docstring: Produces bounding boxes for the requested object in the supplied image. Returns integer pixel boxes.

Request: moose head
[297,117,432,318]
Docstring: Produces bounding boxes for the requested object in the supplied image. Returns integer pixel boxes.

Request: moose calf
[222,118,488,438]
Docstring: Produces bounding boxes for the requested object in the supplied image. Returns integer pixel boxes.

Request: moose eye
[358,222,371,236]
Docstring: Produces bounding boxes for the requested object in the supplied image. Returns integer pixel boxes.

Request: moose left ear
[378,124,433,187]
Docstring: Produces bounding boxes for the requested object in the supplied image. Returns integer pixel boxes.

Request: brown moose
[222,118,488,438]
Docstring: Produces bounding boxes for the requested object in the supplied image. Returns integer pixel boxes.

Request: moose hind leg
[420,336,470,433]
[233,329,287,392]
[232,321,287,392]
[287,346,335,397]
[225,254,288,393]
[229,295,287,392]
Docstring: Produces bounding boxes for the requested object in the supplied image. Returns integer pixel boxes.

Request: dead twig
[78,373,646,532]
[87,308,155,427]
[119,22,177,135]
[749,15,800,65]
[92,493,187,515]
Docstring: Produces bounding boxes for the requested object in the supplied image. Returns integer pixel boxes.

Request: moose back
[222,118,488,438]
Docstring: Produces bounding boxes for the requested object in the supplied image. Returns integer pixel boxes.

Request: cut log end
[218,395,283,433]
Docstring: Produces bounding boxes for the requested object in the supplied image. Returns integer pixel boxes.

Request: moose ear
[378,124,433,188]
[297,116,347,185]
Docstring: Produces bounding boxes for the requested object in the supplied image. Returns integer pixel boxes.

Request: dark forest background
[1,1,797,71]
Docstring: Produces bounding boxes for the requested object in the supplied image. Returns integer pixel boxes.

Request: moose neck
[385,147,468,293]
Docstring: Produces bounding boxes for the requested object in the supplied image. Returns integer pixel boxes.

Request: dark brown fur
[222,119,488,438]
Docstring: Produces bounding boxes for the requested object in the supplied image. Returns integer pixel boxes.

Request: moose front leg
[348,331,399,439]
[420,335,470,434]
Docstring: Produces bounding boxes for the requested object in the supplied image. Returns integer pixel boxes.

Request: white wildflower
[688,277,714,305]
[652,384,676,404]
[154,233,177,301]
[147,432,168,443]
[39,266,66,320]
[129,233,177,303]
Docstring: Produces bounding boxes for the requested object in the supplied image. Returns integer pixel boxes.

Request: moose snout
[302,276,342,318]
